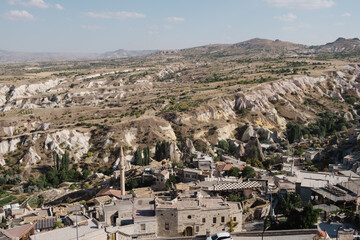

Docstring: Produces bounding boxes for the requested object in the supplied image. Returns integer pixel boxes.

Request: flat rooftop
[31,219,104,240]
[132,198,155,219]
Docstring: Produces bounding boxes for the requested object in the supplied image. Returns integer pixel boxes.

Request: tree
[60,151,70,171]
[55,221,62,228]
[126,179,139,190]
[55,153,60,171]
[134,148,143,165]
[82,169,91,180]
[227,167,240,178]
[165,174,179,189]
[286,204,321,229]
[143,146,150,165]
[229,217,238,232]
[155,141,170,161]
[218,140,230,153]
[35,175,47,189]
[286,122,303,143]
[46,169,59,187]
[245,145,264,168]
[241,166,256,179]
[229,141,238,156]
[277,192,302,217]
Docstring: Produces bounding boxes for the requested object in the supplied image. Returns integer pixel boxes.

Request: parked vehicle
[206,232,233,240]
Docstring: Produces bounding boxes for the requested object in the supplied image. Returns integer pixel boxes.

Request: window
[186,174,190,178]
[141,224,146,230]
[213,217,216,223]
[202,218,205,223]
[188,215,191,219]
[165,223,169,230]
[221,216,225,223]
[233,217,237,222]
[196,226,199,232]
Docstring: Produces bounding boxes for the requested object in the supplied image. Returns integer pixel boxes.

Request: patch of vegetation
[133,146,151,166]
[286,111,350,143]
[155,141,170,161]
[0,196,15,207]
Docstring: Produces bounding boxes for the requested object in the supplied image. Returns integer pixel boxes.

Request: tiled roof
[6,223,35,238]
[35,217,57,230]
[0,230,12,240]
[96,189,122,199]
[209,181,262,191]
[217,164,245,172]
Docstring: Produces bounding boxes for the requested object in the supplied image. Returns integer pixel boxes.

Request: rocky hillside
[0,38,360,179]
[2,37,359,64]
[314,37,360,53]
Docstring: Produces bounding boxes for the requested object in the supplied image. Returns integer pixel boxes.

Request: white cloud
[9,0,50,8]
[274,13,297,22]
[55,3,64,10]
[335,22,344,26]
[3,10,34,21]
[299,22,312,28]
[265,0,335,10]
[282,26,296,32]
[342,12,351,17]
[148,24,159,30]
[165,17,185,23]
[80,25,104,31]
[84,11,146,19]
[164,25,173,29]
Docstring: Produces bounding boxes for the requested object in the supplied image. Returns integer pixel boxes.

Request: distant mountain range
[1,37,360,63]
[155,37,360,59]
[0,49,157,63]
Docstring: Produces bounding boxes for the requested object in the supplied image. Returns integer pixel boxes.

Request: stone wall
[242,198,270,222]
[156,208,179,237]
[156,207,241,237]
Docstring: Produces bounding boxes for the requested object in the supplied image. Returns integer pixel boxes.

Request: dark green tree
[286,122,303,143]
[286,204,321,229]
[165,174,179,189]
[227,167,240,178]
[277,192,302,217]
[218,140,230,153]
[134,148,144,166]
[241,166,256,179]
[60,151,70,171]
[143,146,150,165]
[229,141,238,156]
[155,141,170,161]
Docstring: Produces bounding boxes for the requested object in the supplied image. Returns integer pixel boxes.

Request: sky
[0,0,359,53]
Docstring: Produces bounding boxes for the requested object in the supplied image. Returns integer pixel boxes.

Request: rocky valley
[1,37,360,239]
[1,38,359,176]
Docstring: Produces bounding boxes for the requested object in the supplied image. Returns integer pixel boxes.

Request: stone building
[192,153,214,170]
[155,192,242,237]
[176,168,211,182]
[101,199,133,226]
[305,149,320,162]
[153,170,170,191]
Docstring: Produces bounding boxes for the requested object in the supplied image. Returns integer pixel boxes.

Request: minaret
[119,146,126,196]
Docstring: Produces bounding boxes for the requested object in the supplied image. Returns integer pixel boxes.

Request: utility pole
[76,213,78,240]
